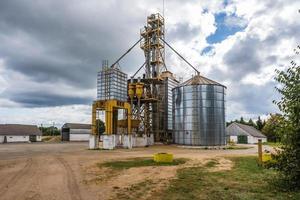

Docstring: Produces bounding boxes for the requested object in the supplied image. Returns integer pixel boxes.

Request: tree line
[39,126,60,136]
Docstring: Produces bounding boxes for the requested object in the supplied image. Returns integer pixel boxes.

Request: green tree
[262,120,266,128]
[261,114,283,142]
[226,120,234,127]
[96,119,105,134]
[39,126,60,136]
[272,45,300,189]
[256,116,264,130]
[240,117,245,124]
[248,118,256,127]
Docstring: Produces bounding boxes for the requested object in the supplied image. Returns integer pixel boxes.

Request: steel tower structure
[139,13,167,140]
[91,13,200,145]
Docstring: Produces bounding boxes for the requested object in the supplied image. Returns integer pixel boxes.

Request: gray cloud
[223,36,262,80]
[229,82,278,114]
[168,22,201,42]
[0,0,148,107]
[0,0,144,84]
[206,9,300,120]
[0,0,299,124]
[3,91,91,107]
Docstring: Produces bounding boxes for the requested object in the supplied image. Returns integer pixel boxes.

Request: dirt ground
[0,142,263,200]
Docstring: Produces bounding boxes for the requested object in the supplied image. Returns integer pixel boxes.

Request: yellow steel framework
[91,100,132,135]
[135,13,166,140]
[91,13,201,148]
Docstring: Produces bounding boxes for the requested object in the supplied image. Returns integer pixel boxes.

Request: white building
[0,124,42,143]
[226,122,267,144]
[61,123,91,141]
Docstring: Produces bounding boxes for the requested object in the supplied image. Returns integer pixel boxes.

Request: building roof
[179,74,226,88]
[0,124,42,136]
[226,122,266,138]
[62,123,91,130]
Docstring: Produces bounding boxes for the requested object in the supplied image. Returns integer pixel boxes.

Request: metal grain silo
[172,75,226,146]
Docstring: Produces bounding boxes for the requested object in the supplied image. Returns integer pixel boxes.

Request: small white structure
[95,134,154,150]
[226,122,267,144]
[0,124,42,143]
[61,123,91,141]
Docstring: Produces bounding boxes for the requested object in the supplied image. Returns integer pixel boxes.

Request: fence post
[258,139,263,165]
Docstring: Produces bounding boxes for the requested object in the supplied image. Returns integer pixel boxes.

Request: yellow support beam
[91,100,132,136]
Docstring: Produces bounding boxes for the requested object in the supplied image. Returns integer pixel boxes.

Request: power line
[160,38,200,74]
[109,38,142,68]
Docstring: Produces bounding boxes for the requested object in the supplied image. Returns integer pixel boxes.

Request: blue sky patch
[206,12,247,44]
[201,46,214,55]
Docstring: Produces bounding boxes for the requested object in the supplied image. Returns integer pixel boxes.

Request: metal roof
[0,124,42,136]
[62,123,91,130]
[226,122,266,138]
[179,74,226,87]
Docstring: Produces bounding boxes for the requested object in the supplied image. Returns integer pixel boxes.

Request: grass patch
[157,157,300,200]
[114,179,155,200]
[263,142,282,148]
[205,160,218,168]
[99,157,187,170]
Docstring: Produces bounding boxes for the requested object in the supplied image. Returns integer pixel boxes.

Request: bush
[272,53,300,190]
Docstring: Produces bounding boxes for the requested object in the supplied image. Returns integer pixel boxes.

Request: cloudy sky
[0,0,299,127]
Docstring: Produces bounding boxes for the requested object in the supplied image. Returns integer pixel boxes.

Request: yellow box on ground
[153,153,173,163]
[262,154,272,162]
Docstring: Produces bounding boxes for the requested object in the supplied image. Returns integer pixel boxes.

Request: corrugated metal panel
[172,76,226,146]
[69,129,91,134]
[166,77,179,130]
[97,66,128,101]
[70,134,89,141]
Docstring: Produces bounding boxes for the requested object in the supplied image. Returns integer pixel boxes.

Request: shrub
[272,52,300,190]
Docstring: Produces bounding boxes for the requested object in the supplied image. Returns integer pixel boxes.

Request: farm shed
[0,124,42,143]
[61,123,91,141]
[226,122,267,144]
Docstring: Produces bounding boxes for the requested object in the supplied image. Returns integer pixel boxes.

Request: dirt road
[0,142,260,200]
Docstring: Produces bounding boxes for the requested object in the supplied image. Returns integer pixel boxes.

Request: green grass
[157,157,300,200]
[99,158,187,170]
[263,142,282,148]
[204,160,218,168]
[114,179,154,200]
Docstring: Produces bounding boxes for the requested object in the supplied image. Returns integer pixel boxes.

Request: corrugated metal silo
[172,75,226,146]
[97,65,128,102]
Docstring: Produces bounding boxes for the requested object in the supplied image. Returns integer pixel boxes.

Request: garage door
[29,135,37,142]
[61,129,70,141]
[237,135,248,144]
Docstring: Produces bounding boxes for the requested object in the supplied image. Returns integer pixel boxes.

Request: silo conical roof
[179,74,226,88]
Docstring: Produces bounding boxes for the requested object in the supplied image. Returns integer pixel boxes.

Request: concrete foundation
[97,134,154,150]
[123,135,133,149]
[102,135,116,150]
[89,134,99,149]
